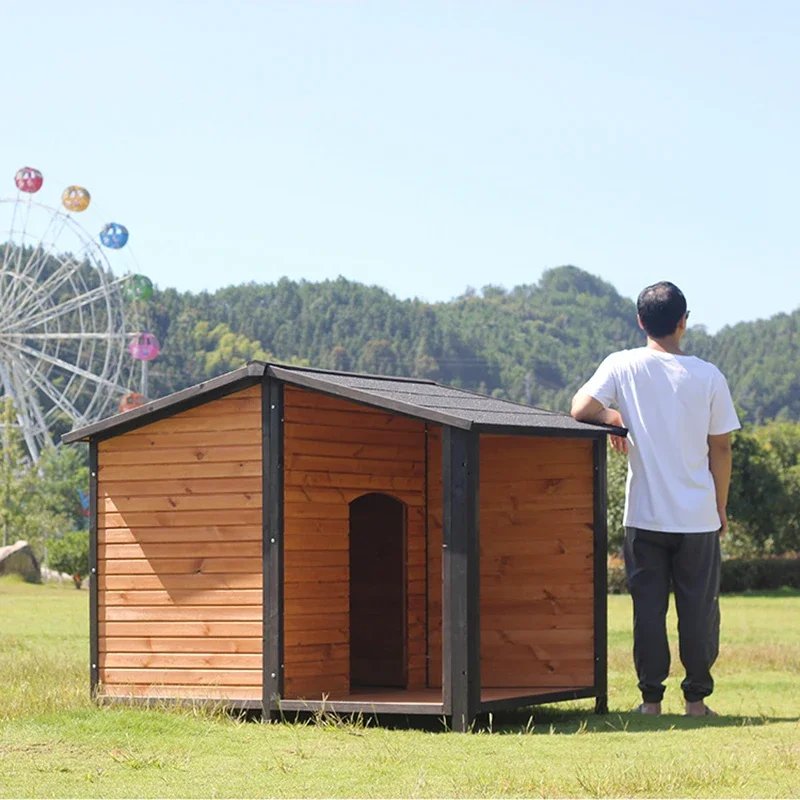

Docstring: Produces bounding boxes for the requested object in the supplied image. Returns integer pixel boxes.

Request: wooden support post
[593,437,609,715]
[89,441,99,699]
[262,377,284,719]
[442,426,480,732]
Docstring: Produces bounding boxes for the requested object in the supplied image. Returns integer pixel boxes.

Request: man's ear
[637,315,645,331]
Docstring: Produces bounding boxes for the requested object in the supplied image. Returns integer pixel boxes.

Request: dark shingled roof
[62,361,625,443]
[268,365,621,435]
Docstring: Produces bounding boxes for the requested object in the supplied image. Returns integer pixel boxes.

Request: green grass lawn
[1,576,798,798]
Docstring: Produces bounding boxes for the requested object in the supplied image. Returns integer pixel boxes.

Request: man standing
[571,282,740,717]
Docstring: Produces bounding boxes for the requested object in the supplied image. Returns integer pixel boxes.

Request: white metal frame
[0,195,133,461]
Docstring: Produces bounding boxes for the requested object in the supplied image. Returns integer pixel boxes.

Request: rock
[0,540,41,583]
[41,566,75,585]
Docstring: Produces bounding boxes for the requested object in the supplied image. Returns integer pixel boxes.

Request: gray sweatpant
[623,527,721,704]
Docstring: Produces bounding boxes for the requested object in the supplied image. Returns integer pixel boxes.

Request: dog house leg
[262,377,284,720]
[442,426,480,733]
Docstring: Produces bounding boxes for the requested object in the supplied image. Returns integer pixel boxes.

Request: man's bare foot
[635,702,661,715]
[685,700,717,717]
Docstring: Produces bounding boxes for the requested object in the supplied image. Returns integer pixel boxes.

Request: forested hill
[145,265,800,423]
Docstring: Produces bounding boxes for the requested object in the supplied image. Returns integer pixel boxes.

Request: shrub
[607,555,800,594]
[607,556,627,594]
[720,557,800,593]
[48,531,89,589]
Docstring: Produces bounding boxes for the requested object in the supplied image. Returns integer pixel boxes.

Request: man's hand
[609,434,628,455]
[571,391,629,454]
[603,409,629,455]
[718,507,728,536]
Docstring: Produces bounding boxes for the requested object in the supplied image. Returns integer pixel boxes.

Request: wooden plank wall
[427,433,595,690]
[282,386,427,699]
[96,386,263,701]
[480,435,595,688]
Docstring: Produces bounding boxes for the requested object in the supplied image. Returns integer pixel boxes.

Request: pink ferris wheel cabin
[128,332,160,361]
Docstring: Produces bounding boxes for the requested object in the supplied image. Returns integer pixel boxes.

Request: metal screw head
[271,672,276,679]
[270,538,276,544]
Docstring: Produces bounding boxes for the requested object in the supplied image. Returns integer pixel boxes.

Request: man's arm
[571,390,613,425]
[708,433,733,535]
[571,390,628,454]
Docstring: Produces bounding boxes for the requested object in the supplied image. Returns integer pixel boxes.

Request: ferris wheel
[0,166,160,461]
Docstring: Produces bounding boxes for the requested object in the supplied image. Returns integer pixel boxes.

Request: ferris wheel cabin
[63,362,623,730]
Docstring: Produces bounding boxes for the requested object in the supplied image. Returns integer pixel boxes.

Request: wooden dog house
[64,362,624,731]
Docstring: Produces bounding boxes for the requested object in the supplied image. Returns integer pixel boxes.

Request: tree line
[2,264,798,574]
[143,265,800,424]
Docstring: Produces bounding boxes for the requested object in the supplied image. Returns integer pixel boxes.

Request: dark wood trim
[442,426,480,732]
[472,424,625,438]
[273,699,445,715]
[593,438,609,715]
[268,366,473,430]
[62,364,266,443]
[262,377,285,718]
[88,441,99,699]
[479,687,597,713]
[423,424,430,690]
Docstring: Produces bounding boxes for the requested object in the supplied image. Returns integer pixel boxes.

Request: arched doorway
[349,493,407,689]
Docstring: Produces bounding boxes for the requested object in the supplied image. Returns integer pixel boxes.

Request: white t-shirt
[581,347,741,533]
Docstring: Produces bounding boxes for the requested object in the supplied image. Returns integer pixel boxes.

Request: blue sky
[2,1,798,333]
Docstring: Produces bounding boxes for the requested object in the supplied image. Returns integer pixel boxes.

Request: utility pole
[141,360,149,400]
[1,401,11,547]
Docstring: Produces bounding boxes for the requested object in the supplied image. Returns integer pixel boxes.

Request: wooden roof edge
[250,360,437,385]
[61,363,266,443]
[473,421,628,437]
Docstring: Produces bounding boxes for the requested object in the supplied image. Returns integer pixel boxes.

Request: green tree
[192,321,271,377]
[0,399,35,548]
[36,445,89,530]
[606,445,627,555]
[48,531,89,588]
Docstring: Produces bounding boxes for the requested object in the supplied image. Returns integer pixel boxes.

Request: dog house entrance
[349,493,407,689]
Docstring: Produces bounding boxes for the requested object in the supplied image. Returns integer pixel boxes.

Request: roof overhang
[62,360,627,443]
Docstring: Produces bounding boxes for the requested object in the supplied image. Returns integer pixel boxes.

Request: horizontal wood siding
[283,386,427,699]
[478,436,595,688]
[96,386,263,703]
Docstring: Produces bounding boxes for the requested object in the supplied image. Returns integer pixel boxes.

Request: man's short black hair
[637,282,688,338]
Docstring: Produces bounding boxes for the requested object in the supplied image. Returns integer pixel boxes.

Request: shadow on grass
[254,704,800,735]
[485,704,800,734]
